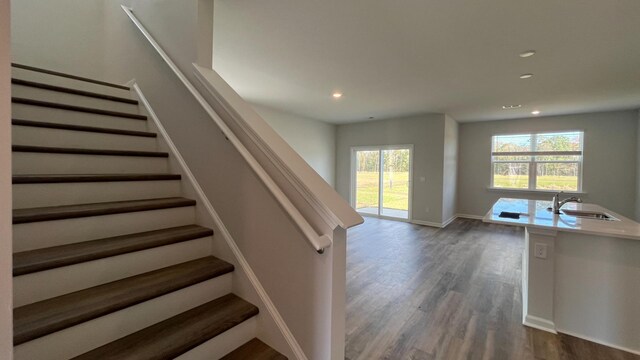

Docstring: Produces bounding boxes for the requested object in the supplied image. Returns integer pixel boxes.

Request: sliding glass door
[352,146,412,220]
[354,150,380,215]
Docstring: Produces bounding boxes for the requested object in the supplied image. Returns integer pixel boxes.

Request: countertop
[483,198,640,240]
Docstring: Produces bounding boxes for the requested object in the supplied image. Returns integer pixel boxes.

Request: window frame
[489,131,584,192]
[349,144,414,221]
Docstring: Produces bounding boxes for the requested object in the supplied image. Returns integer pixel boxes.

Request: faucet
[552,191,583,214]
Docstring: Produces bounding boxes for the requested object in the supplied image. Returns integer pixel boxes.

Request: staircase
[10,63,287,360]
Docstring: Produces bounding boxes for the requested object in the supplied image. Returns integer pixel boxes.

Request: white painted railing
[121,6,361,254]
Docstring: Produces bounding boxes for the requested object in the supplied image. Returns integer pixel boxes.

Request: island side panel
[554,232,640,354]
[523,227,558,333]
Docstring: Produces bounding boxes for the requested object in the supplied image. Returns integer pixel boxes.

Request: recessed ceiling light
[502,104,522,110]
[520,50,536,58]
[332,92,343,99]
[520,73,533,79]
[531,110,541,115]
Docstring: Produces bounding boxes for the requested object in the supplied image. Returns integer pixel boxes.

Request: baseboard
[411,214,475,228]
[441,215,457,228]
[132,83,307,360]
[555,327,640,356]
[523,315,557,334]
[410,219,444,228]
[455,213,484,220]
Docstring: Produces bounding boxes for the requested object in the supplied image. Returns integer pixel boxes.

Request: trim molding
[555,327,640,356]
[411,214,484,229]
[132,83,308,360]
[456,213,484,220]
[411,219,444,228]
[441,215,457,228]
[121,5,331,253]
[523,315,557,334]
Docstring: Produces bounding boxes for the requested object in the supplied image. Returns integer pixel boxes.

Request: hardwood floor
[345,217,639,360]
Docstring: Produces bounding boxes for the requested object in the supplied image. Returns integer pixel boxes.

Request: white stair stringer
[13,206,196,252]
[12,67,132,98]
[13,275,234,360]
[12,84,139,113]
[14,236,212,307]
[12,152,168,175]
[13,180,181,209]
[13,124,158,152]
[12,103,148,131]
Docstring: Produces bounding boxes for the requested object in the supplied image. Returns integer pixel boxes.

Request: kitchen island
[484,198,640,355]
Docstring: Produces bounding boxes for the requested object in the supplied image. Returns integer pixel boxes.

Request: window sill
[486,187,587,195]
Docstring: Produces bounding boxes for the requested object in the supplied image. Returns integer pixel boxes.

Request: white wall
[442,115,458,223]
[0,0,13,357]
[11,0,106,80]
[252,104,336,186]
[458,110,639,218]
[336,114,447,225]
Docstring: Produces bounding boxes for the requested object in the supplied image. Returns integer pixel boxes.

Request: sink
[561,209,619,221]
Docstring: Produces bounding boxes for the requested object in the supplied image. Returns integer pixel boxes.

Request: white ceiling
[213,0,640,123]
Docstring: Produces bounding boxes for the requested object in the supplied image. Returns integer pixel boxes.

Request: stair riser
[12,84,139,113]
[12,67,131,98]
[14,275,233,360]
[175,317,257,360]
[13,125,157,152]
[12,152,168,175]
[12,103,147,131]
[13,206,196,252]
[13,180,181,209]
[14,236,212,307]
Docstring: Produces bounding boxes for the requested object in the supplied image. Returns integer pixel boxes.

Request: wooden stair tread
[12,63,130,90]
[13,197,195,224]
[12,118,156,137]
[12,97,146,120]
[12,145,168,158]
[12,78,138,104]
[13,173,180,184]
[72,294,258,360]
[14,257,234,345]
[13,225,213,276]
[222,338,288,360]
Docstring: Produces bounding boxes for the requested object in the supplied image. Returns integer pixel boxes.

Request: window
[491,131,583,191]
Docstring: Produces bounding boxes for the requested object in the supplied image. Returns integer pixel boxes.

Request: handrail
[191,66,363,231]
[121,5,332,253]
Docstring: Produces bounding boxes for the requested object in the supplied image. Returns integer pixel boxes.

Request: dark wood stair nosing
[13,225,214,276]
[12,119,156,138]
[13,197,196,224]
[13,257,235,345]
[12,97,147,120]
[71,294,258,360]
[13,174,181,184]
[12,78,139,104]
[12,63,130,90]
[12,145,168,158]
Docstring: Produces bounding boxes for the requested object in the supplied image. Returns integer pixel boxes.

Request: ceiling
[213,0,640,123]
